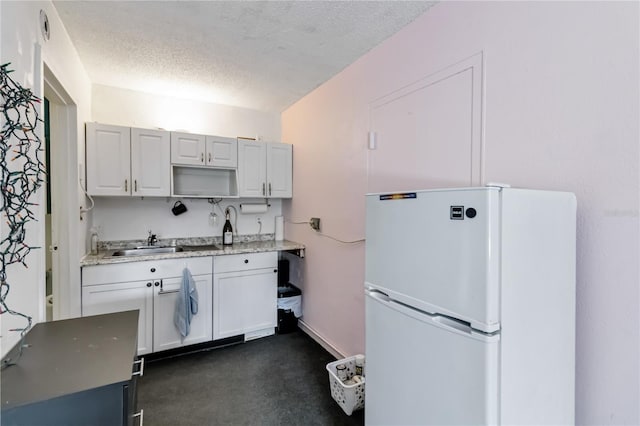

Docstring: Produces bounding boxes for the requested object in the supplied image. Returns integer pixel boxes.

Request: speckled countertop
[80,235,305,267]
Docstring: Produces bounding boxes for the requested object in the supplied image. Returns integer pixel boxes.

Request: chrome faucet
[147,230,158,246]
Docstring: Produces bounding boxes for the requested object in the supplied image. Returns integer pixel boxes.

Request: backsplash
[90,197,282,243]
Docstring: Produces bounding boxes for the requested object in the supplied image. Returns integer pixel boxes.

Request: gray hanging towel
[174,267,199,338]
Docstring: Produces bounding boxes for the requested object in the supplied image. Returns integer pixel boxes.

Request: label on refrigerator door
[379,192,417,201]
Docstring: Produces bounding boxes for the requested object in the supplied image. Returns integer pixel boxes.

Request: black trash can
[277,284,302,334]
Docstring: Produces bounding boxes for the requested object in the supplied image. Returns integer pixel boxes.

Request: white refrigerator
[364,186,576,425]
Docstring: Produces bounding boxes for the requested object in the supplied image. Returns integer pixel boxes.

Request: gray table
[1,310,140,426]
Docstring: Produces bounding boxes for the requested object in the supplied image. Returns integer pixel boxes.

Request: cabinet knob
[274,269,277,273]
[150,268,156,273]
[146,282,152,287]
[154,281,160,287]
[244,259,249,264]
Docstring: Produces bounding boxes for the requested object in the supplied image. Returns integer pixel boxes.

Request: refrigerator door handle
[366,289,499,342]
[366,288,391,303]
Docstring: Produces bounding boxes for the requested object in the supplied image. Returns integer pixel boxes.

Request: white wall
[92,84,281,141]
[93,197,281,243]
[282,2,639,424]
[1,1,91,357]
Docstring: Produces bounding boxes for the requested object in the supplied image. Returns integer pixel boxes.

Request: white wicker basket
[326,355,365,415]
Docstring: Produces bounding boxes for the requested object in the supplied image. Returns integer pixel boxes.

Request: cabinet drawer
[214,252,277,273]
[83,256,213,286]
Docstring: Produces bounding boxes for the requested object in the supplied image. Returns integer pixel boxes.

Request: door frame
[43,64,80,320]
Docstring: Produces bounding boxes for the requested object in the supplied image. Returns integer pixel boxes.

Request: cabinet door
[267,143,293,198]
[171,132,206,166]
[86,123,131,196]
[206,136,237,168]
[153,274,213,352]
[131,128,171,196]
[82,281,153,355]
[213,268,277,340]
[237,139,267,197]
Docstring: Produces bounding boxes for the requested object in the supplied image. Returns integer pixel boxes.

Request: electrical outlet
[310,217,320,231]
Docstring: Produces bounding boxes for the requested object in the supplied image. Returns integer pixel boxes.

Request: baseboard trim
[297,320,344,360]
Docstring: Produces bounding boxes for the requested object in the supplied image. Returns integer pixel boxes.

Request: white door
[237,139,267,197]
[153,275,213,352]
[365,290,499,426]
[131,128,170,196]
[266,143,292,198]
[86,123,130,196]
[170,132,206,166]
[368,54,483,193]
[206,136,237,168]
[365,187,501,332]
[81,281,153,355]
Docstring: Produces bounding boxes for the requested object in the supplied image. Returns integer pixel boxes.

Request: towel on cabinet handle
[174,267,199,338]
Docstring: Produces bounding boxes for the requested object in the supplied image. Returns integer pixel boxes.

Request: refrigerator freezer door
[365,290,499,426]
[365,187,501,332]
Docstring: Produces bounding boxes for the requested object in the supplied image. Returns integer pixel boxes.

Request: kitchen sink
[181,244,221,251]
[111,246,184,257]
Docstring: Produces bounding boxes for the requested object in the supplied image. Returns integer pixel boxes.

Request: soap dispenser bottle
[90,227,99,255]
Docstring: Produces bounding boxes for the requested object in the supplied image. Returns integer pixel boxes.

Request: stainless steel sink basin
[181,244,221,252]
[111,246,184,257]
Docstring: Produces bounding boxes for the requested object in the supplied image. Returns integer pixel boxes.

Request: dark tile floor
[138,330,365,425]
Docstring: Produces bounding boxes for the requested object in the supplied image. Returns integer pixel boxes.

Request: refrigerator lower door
[365,291,499,426]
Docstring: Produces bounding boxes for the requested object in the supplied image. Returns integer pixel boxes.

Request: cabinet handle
[133,409,144,426]
[134,180,138,192]
[262,183,265,196]
[208,152,212,163]
[125,179,128,192]
[201,153,204,163]
[146,282,152,287]
[159,289,180,295]
[269,182,272,196]
[133,358,145,376]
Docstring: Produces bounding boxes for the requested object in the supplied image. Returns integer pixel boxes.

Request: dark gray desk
[1,311,140,426]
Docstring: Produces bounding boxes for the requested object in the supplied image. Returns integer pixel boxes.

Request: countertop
[80,239,305,266]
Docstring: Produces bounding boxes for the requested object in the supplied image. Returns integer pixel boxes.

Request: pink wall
[282,2,639,424]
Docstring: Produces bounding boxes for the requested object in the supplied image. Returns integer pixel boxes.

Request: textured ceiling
[53,1,435,112]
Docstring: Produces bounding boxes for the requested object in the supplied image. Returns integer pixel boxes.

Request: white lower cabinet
[82,257,213,355]
[82,280,154,355]
[153,274,212,352]
[213,252,278,340]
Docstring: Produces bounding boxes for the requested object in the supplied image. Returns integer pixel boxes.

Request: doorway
[43,64,81,321]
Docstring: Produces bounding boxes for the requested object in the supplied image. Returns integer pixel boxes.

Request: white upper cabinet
[131,128,171,196]
[238,140,292,198]
[267,143,293,198]
[86,123,170,197]
[170,132,206,166]
[206,136,237,168]
[171,133,237,168]
[86,123,131,196]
